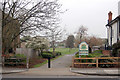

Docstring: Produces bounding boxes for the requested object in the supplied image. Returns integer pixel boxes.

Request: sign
[79,42,89,56]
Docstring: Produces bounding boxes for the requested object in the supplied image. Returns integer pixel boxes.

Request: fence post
[26,57,29,69]
[72,57,74,67]
[26,49,29,69]
[96,58,98,68]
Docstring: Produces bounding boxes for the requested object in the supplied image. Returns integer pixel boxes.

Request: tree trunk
[52,40,56,56]
[38,50,42,57]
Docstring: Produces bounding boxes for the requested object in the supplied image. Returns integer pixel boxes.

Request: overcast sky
[1,0,119,38]
[59,0,120,38]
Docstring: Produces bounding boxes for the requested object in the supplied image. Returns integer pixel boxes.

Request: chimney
[108,11,112,22]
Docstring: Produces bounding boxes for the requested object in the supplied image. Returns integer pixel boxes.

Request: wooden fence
[72,57,120,68]
[2,57,29,68]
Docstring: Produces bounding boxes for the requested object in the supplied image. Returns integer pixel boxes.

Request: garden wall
[16,48,38,58]
[102,50,111,56]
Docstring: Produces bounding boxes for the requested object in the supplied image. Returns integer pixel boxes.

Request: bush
[55,52,62,56]
[99,56,115,68]
[4,54,27,66]
[15,54,26,58]
[112,41,120,57]
[43,51,52,54]
[92,50,102,54]
[42,53,53,58]
[75,51,103,63]
[75,52,103,58]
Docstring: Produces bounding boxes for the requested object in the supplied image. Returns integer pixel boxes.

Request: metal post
[48,57,51,68]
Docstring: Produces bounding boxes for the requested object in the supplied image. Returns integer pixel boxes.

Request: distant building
[92,46,100,52]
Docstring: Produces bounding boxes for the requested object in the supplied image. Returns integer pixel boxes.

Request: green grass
[33,60,48,68]
[50,48,79,56]
[15,54,26,58]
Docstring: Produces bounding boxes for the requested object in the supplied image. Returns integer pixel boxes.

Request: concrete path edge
[70,68,120,76]
[1,69,29,74]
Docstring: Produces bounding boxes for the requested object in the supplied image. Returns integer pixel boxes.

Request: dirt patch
[29,57,47,68]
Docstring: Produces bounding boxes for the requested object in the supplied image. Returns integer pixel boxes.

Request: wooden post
[96,58,98,68]
[86,55,87,68]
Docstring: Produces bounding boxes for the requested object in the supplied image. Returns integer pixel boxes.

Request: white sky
[1,0,119,38]
[59,0,120,38]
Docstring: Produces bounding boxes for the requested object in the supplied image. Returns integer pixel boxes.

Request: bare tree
[88,36,104,47]
[75,26,88,43]
[1,0,62,54]
[45,25,64,55]
[75,35,104,48]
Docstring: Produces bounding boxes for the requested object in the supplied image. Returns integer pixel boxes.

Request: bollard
[48,57,51,68]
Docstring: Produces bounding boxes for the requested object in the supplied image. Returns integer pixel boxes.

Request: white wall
[0,10,2,63]
[108,27,111,46]
[112,22,118,45]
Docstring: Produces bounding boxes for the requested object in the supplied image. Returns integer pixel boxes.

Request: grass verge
[33,48,78,68]
[33,60,48,68]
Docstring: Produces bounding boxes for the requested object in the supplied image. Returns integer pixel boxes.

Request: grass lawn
[50,48,79,56]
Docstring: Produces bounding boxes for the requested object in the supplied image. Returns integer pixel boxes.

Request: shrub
[15,54,26,58]
[42,53,53,58]
[92,50,102,54]
[75,51,103,63]
[55,52,62,56]
[112,41,120,57]
[42,51,52,54]
[75,52,103,58]
[99,56,115,68]
[75,53,79,58]
[4,54,27,66]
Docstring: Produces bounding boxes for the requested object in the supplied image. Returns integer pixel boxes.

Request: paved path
[40,54,73,68]
[20,54,77,76]
[3,54,80,77]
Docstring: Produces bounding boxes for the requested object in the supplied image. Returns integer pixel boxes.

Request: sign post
[79,42,89,57]
[48,57,51,68]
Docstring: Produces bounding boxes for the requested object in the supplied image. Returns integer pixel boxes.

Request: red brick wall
[102,50,111,56]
